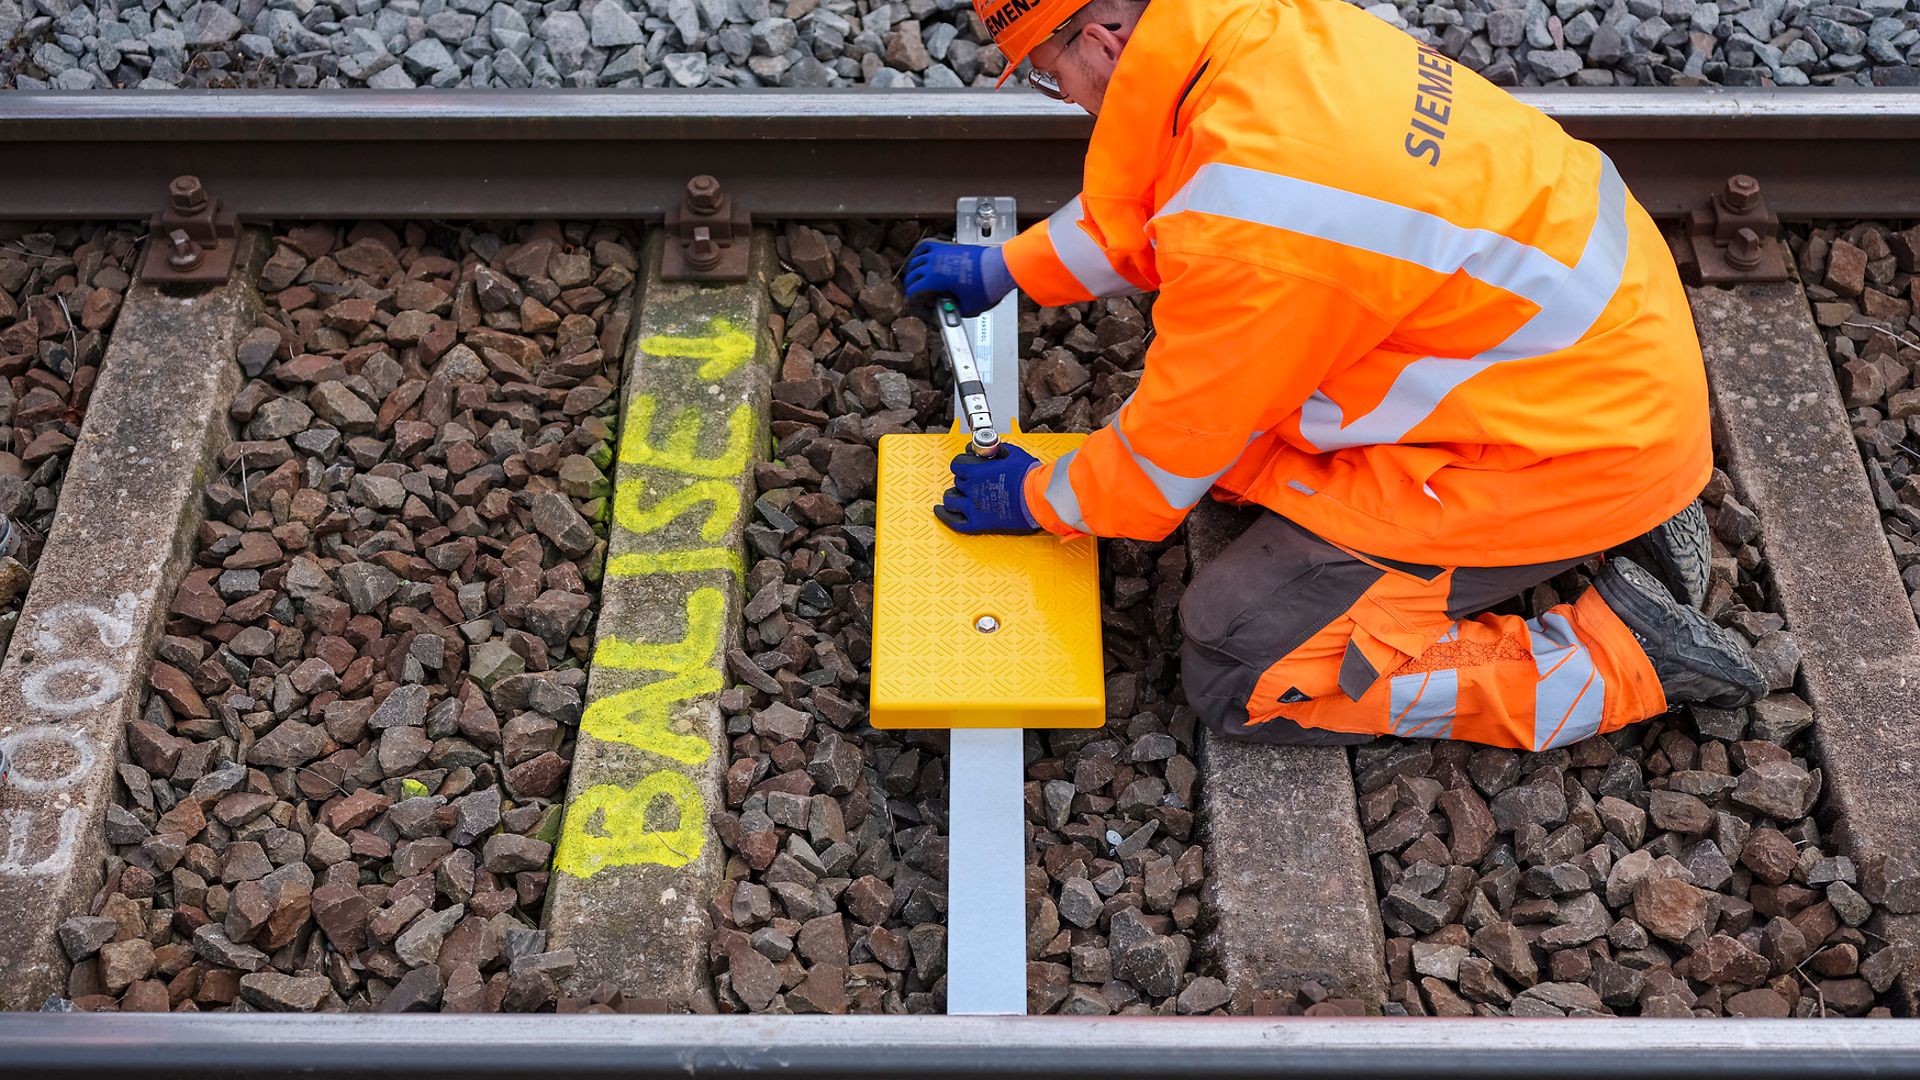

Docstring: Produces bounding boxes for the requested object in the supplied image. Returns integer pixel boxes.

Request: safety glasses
[1023,18,1120,99]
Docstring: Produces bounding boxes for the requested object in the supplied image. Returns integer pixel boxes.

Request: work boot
[1615,500,1710,610]
[1593,556,1765,709]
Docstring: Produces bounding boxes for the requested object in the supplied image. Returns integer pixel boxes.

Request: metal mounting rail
[4,1014,1920,1079]
[1,88,1918,220]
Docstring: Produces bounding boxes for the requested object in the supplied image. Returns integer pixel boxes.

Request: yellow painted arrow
[639,317,755,381]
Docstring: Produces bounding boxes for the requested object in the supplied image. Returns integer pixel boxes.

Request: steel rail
[4,1014,1920,1080]
[1,88,1918,220]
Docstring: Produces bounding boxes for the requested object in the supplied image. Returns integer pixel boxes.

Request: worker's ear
[1082,21,1128,65]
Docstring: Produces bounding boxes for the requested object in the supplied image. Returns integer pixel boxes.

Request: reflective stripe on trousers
[1529,610,1605,750]
[1179,509,1663,750]
[1383,611,1605,750]
[1388,668,1457,740]
[1152,155,1632,451]
[1388,623,1456,739]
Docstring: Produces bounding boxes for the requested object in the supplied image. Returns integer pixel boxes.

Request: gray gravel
[0,0,1005,88]
[3,0,1916,89]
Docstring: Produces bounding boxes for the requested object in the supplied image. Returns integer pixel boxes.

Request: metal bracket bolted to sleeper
[870,197,1105,1016]
[139,175,240,286]
[663,174,752,282]
[1675,173,1790,286]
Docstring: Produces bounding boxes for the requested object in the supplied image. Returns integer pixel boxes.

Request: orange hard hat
[975,0,1088,84]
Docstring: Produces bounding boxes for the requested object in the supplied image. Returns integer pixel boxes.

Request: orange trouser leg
[1251,571,1668,750]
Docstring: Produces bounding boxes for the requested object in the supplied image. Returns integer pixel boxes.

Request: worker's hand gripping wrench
[934,296,1003,458]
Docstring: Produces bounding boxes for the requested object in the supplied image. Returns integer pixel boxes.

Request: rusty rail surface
[5,1013,1920,1079]
[1,88,1918,220]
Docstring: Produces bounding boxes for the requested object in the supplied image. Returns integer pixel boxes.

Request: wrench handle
[936,297,1001,457]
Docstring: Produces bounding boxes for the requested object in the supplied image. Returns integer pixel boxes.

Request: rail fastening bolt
[1727,227,1764,271]
[686,226,721,271]
[687,175,722,215]
[167,229,203,271]
[974,201,1000,239]
[1722,174,1761,215]
[975,615,999,634]
[170,175,208,215]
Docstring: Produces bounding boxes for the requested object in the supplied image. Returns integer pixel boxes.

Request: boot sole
[1595,556,1766,709]
[1619,500,1710,610]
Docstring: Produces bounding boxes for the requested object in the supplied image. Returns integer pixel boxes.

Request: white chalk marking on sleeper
[0,725,96,793]
[22,660,123,717]
[0,807,81,876]
[30,592,140,655]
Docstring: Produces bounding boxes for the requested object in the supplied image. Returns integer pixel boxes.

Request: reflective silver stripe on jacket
[1047,196,1143,300]
[1109,402,1265,512]
[1151,155,1631,452]
[1041,448,1091,532]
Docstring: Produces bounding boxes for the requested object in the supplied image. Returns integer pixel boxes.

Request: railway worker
[903,0,1766,751]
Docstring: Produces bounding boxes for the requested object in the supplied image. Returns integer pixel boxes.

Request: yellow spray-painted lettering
[554,770,708,877]
[606,548,744,580]
[561,315,764,882]
[614,478,740,543]
[619,395,756,479]
[594,587,726,674]
[639,317,757,382]
[581,589,725,763]
[580,667,721,765]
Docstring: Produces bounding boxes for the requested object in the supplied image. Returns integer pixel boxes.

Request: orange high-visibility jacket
[1007,0,1710,567]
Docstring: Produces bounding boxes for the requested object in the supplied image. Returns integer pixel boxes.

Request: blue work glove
[936,444,1042,534]
[904,240,1014,318]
